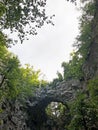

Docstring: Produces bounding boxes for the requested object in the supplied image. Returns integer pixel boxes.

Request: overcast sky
[9,0,81,81]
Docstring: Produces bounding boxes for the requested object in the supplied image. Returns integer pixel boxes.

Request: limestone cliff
[0,99,29,130]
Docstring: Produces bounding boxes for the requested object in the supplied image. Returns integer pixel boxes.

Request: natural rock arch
[25,79,81,130]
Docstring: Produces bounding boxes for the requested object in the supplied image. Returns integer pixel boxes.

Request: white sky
[9,0,81,81]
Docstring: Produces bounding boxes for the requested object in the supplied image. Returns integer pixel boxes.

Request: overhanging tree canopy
[0,0,54,43]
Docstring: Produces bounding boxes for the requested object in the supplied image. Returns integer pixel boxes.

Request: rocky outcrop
[26,79,81,107]
[25,79,81,130]
[0,99,29,130]
[83,0,98,81]
[0,79,81,130]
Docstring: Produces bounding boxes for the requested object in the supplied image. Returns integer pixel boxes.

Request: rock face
[83,1,98,81]
[0,79,81,130]
[0,99,29,130]
[27,79,81,107]
[25,79,81,130]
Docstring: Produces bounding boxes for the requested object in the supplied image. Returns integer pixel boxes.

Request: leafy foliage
[0,2,6,17]
[0,0,49,109]
[62,51,84,80]
[74,3,94,60]
[46,102,71,129]
[0,44,47,101]
[18,64,48,98]
[0,0,54,43]
[88,77,98,107]
[68,88,98,130]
